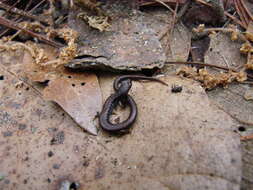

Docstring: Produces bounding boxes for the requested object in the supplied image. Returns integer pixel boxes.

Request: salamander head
[117,79,132,95]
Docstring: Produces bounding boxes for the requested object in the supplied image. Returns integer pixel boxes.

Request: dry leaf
[23,44,102,135]
[43,72,102,135]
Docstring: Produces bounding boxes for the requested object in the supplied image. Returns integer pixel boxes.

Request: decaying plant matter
[177,66,247,89]
[189,22,253,89]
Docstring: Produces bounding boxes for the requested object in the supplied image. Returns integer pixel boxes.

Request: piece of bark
[66,1,166,72]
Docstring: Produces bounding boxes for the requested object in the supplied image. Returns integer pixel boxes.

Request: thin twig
[175,0,191,23]
[238,0,253,21]
[0,1,49,25]
[196,0,247,29]
[166,1,179,55]
[234,0,248,27]
[222,12,237,28]
[6,0,21,13]
[153,0,175,14]
[224,12,246,29]
[0,65,43,98]
[237,0,250,25]
[0,16,63,48]
[0,0,47,37]
[165,61,253,79]
[213,102,253,127]
[171,1,179,36]
[195,0,212,6]
[24,0,33,12]
[164,61,238,72]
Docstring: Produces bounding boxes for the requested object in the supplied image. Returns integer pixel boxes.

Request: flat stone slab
[66,2,166,72]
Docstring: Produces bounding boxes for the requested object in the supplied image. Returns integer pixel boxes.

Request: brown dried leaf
[43,72,102,135]
[23,44,102,135]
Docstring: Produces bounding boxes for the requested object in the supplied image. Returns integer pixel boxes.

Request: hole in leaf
[81,82,86,86]
[69,182,79,190]
[238,126,246,132]
[25,87,29,91]
[48,151,54,157]
[0,75,4,80]
[72,84,75,87]
[68,76,72,79]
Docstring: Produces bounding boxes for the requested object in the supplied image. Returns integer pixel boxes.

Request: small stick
[154,0,175,14]
[238,0,253,21]
[0,65,43,98]
[175,0,191,23]
[164,61,238,72]
[5,0,21,14]
[233,0,248,27]
[165,1,179,55]
[0,16,63,48]
[224,11,245,29]
[196,0,247,28]
[165,61,253,79]
[0,1,49,25]
[0,0,47,37]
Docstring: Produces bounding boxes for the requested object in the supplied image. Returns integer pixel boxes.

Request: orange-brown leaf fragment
[43,72,102,135]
